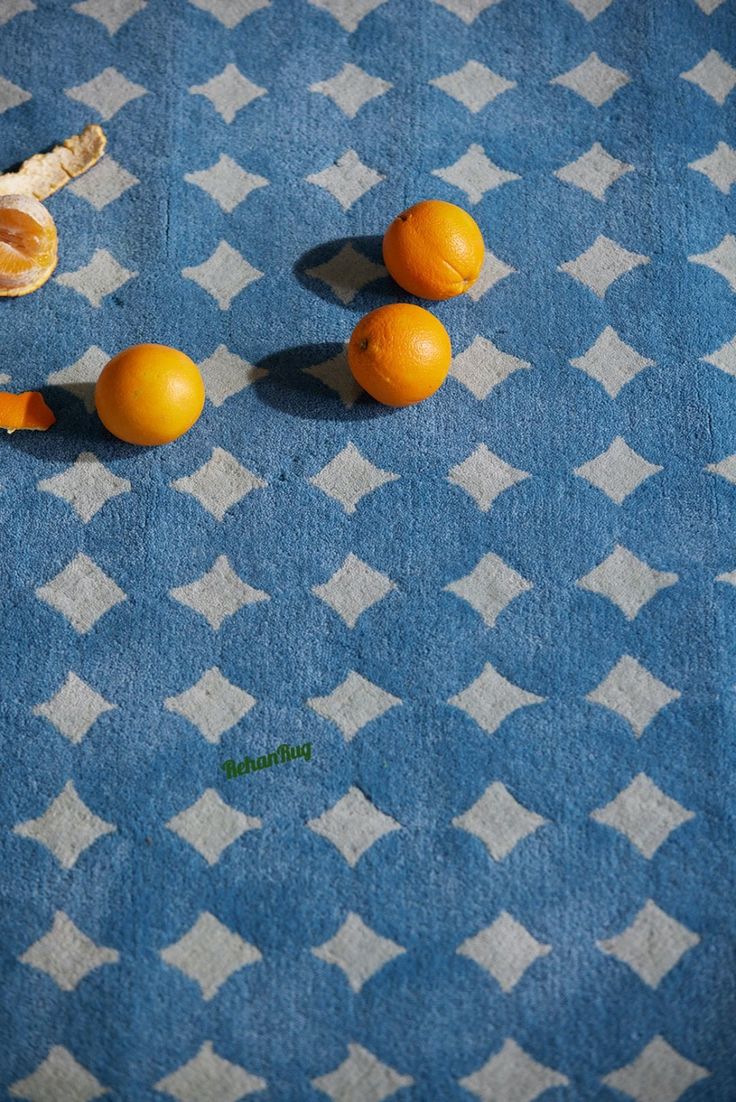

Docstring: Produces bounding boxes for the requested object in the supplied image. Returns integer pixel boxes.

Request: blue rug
[1,0,735,1098]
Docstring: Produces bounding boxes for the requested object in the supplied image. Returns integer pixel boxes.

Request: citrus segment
[347,303,452,407]
[382,199,485,300]
[0,194,58,297]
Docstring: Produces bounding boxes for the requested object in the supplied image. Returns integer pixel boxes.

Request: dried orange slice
[0,391,56,432]
[0,194,58,297]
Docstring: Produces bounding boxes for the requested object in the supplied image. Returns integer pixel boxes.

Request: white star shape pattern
[306,149,385,210]
[432,143,520,203]
[189,63,265,122]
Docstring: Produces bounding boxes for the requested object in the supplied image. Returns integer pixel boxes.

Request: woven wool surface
[1,0,735,1098]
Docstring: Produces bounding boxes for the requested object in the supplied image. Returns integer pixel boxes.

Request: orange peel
[0,390,56,432]
[0,124,106,201]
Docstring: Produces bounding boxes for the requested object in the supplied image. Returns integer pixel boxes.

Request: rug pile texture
[0,0,735,1098]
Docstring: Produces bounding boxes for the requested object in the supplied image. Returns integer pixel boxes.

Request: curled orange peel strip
[0,124,107,201]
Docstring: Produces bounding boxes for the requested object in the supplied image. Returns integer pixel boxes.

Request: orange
[95,344,205,446]
[382,198,485,300]
[0,194,58,297]
[0,391,55,431]
[347,303,452,407]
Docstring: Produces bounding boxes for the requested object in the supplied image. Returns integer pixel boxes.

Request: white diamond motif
[36,552,126,634]
[307,670,401,741]
[695,0,726,10]
[312,912,405,992]
[574,437,663,503]
[555,142,634,200]
[48,346,108,411]
[559,235,650,298]
[56,249,137,307]
[467,249,516,300]
[171,447,266,520]
[591,773,695,859]
[185,154,268,213]
[154,1041,266,1102]
[304,348,363,407]
[13,780,116,869]
[65,67,147,119]
[305,243,386,305]
[707,454,736,483]
[450,335,531,399]
[182,241,263,310]
[0,75,30,113]
[307,0,387,31]
[9,1046,107,1102]
[38,452,131,522]
[312,553,396,627]
[20,911,119,991]
[310,63,391,117]
[689,234,736,291]
[310,443,398,513]
[32,672,115,744]
[170,555,269,630]
[449,663,545,734]
[67,156,139,210]
[430,61,516,112]
[460,1039,569,1102]
[164,667,255,744]
[452,782,547,861]
[445,553,533,628]
[587,655,680,737]
[307,786,400,866]
[306,149,385,211]
[448,445,530,512]
[704,335,736,376]
[432,143,520,204]
[689,142,736,194]
[189,63,265,123]
[432,0,502,23]
[598,900,699,988]
[160,912,261,1000]
[188,0,269,27]
[681,50,736,105]
[578,545,678,620]
[602,1037,709,1102]
[198,345,266,406]
[312,1043,412,1102]
[551,52,630,106]
[0,0,35,28]
[457,912,551,992]
[166,789,261,865]
[570,326,653,397]
[72,0,146,33]
[567,0,615,19]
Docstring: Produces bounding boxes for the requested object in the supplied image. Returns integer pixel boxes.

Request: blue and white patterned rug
[1,0,735,1098]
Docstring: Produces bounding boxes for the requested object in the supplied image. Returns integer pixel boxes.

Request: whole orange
[95,343,205,446]
[347,303,452,407]
[382,198,485,300]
